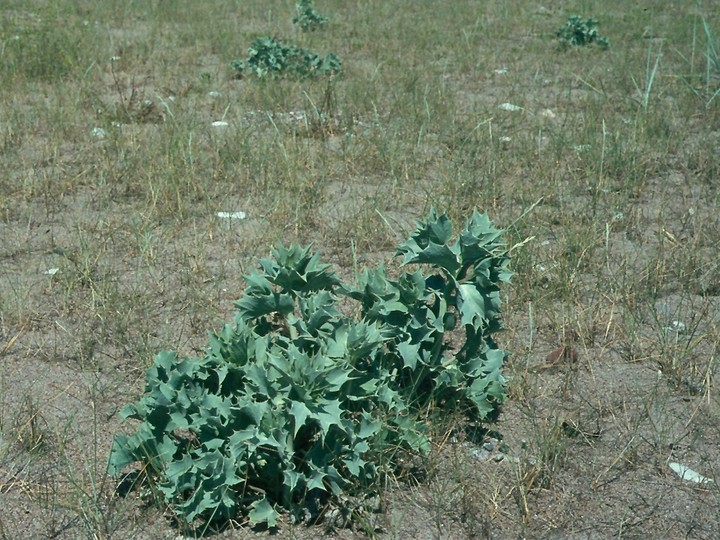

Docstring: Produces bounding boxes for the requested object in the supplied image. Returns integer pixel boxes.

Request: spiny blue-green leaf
[306,469,327,491]
[201,394,231,418]
[466,384,495,418]
[324,366,353,390]
[397,270,426,301]
[289,400,312,436]
[397,341,420,370]
[408,208,454,245]
[427,294,449,332]
[118,402,141,421]
[458,211,504,258]
[435,361,462,387]
[397,240,461,274]
[148,431,178,470]
[395,209,461,273]
[359,377,380,394]
[168,410,190,431]
[235,291,295,320]
[347,321,386,359]
[299,291,340,333]
[236,402,268,427]
[248,497,279,527]
[484,347,508,370]
[457,283,487,330]
[393,415,430,453]
[241,269,274,295]
[343,456,365,477]
[340,266,388,301]
[107,435,135,475]
[315,399,344,436]
[324,465,344,496]
[284,468,302,493]
[243,363,272,397]
[378,383,402,408]
[324,323,349,359]
[165,453,195,486]
[358,413,381,439]
[368,299,408,318]
[152,350,179,378]
[208,322,257,367]
[259,243,341,294]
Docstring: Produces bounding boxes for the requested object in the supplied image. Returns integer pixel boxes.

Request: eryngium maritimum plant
[231,36,341,80]
[293,0,328,32]
[109,209,511,528]
[556,16,609,49]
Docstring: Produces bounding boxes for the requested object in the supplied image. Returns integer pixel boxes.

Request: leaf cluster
[556,16,609,50]
[293,0,328,33]
[231,36,341,80]
[109,210,511,528]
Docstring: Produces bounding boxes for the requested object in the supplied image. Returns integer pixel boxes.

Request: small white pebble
[671,320,686,333]
[44,268,60,275]
[499,102,522,112]
[207,91,221,98]
[669,462,714,484]
[211,121,229,127]
[493,68,508,75]
[499,136,512,143]
[91,127,107,139]
[217,211,246,219]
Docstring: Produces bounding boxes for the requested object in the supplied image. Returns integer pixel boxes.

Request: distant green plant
[231,36,341,79]
[293,0,328,32]
[556,16,609,49]
[108,209,511,528]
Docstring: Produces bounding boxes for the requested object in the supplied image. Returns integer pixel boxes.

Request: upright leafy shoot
[293,0,328,32]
